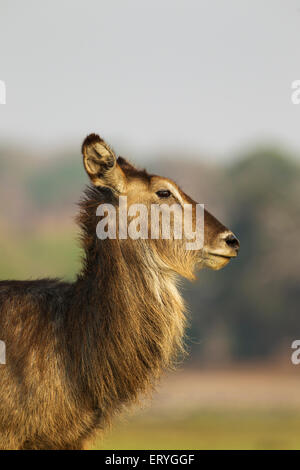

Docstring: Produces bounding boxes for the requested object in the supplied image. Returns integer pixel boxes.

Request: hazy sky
[1,0,300,161]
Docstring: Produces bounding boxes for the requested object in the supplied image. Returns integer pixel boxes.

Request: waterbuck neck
[68,188,187,419]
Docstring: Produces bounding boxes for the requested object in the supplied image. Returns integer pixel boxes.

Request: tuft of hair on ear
[81,133,103,155]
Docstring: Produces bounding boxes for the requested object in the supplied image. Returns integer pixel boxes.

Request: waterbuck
[0,134,239,449]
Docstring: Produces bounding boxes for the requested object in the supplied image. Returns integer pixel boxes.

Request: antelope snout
[224,232,240,253]
[204,229,240,270]
[216,231,240,257]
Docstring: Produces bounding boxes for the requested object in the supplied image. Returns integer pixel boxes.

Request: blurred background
[1,0,300,449]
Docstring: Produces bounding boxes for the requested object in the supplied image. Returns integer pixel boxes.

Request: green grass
[0,230,80,280]
[96,410,300,450]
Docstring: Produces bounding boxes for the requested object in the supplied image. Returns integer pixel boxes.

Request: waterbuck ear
[82,133,126,192]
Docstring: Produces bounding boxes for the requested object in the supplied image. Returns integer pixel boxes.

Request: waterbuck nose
[225,233,240,252]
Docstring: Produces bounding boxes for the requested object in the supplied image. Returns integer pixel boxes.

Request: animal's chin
[202,253,234,271]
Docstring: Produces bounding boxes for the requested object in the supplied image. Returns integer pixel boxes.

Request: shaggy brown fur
[0,134,239,449]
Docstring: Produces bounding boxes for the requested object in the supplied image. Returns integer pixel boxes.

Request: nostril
[225,234,240,251]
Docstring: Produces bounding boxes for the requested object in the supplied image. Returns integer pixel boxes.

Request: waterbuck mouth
[203,250,239,270]
[208,252,238,259]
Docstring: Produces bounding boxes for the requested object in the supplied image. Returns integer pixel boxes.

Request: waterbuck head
[82,134,239,280]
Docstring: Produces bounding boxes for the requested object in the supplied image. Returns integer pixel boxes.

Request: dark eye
[156,190,171,198]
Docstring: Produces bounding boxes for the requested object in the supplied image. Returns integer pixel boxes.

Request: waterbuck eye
[156,190,171,198]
